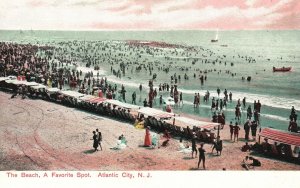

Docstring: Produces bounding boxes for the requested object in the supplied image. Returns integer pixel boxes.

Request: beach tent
[46,87,60,94]
[106,99,140,110]
[5,79,27,85]
[0,77,10,82]
[24,82,39,86]
[259,128,300,147]
[88,97,107,104]
[173,116,219,131]
[138,107,175,119]
[59,90,85,98]
[30,84,47,90]
[78,95,109,104]
[78,95,97,102]
[4,80,40,86]
[1,75,17,81]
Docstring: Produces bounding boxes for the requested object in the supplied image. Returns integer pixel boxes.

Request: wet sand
[0,91,299,171]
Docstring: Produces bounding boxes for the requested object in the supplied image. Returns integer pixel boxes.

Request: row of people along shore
[1,41,299,167]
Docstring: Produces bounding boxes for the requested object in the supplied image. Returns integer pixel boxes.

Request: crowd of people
[1,39,298,170]
[0,40,263,124]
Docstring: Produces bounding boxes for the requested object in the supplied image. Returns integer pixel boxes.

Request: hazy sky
[0,0,299,30]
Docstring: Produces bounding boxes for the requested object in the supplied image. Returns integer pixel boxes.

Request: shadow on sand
[183,156,194,160]
[83,149,96,154]
[189,167,205,171]
[138,144,156,150]
[207,153,221,157]
[222,139,233,143]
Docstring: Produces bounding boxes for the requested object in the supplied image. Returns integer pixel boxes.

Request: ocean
[1,30,299,131]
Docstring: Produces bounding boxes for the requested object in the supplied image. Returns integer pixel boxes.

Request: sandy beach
[1,91,299,171]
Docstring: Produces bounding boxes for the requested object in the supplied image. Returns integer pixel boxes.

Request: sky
[0,0,299,30]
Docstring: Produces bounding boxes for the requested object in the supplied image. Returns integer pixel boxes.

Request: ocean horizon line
[1,29,299,32]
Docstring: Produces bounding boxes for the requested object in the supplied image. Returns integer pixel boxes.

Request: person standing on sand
[191,133,197,158]
[250,121,258,141]
[218,112,225,129]
[197,143,206,170]
[234,122,240,142]
[244,120,250,141]
[97,131,103,151]
[92,131,98,152]
[229,121,234,140]
[144,127,152,147]
[212,136,222,154]
[229,92,232,102]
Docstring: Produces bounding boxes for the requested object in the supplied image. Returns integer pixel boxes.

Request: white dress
[111,140,127,150]
[178,142,192,154]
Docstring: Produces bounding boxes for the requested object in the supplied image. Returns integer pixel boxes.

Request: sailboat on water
[211,29,219,42]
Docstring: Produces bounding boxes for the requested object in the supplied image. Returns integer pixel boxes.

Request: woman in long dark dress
[92,131,98,152]
[98,132,103,151]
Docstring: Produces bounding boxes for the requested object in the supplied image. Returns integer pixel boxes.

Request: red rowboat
[273,66,292,72]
